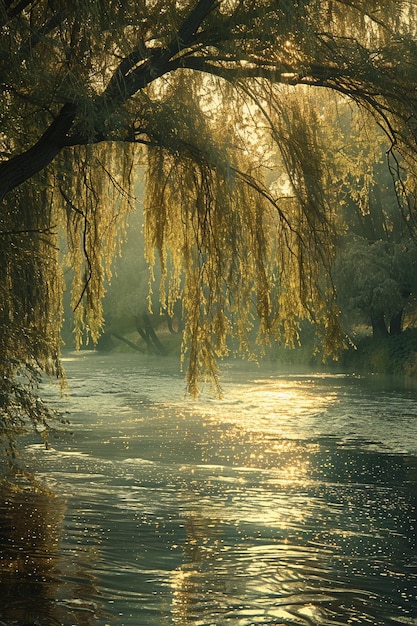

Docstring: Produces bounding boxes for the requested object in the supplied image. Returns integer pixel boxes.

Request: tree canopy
[2,0,417,452]
[333,133,417,339]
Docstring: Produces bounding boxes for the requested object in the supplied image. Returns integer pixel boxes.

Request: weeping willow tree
[1,0,417,454]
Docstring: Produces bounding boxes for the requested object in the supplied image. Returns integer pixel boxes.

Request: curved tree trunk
[371,312,388,339]
[135,313,167,356]
[389,309,404,336]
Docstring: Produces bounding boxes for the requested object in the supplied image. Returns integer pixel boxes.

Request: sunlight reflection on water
[0,353,416,625]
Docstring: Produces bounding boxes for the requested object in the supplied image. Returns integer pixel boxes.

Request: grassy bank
[338,328,417,377]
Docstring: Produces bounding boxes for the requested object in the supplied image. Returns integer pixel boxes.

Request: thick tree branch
[175,0,218,45]
[0,103,77,202]
[102,0,218,105]
[0,1,220,201]
[179,56,342,86]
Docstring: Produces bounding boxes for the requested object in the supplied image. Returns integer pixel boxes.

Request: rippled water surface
[1,352,417,625]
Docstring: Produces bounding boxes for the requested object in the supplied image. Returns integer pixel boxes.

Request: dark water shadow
[0,475,106,626]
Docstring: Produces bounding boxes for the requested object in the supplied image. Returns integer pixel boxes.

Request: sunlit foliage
[1,0,417,450]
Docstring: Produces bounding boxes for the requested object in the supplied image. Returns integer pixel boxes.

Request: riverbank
[338,327,417,377]
[266,326,417,381]
[95,323,417,380]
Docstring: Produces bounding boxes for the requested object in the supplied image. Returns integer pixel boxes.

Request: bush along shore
[337,328,417,379]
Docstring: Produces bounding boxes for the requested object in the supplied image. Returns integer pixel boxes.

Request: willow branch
[0,103,77,203]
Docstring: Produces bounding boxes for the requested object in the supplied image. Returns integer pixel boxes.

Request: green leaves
[2,0,417,421]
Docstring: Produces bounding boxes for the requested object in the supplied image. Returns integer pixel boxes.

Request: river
[1,351,416,625]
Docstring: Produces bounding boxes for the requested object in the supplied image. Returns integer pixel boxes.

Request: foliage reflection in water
[0,352,416,625]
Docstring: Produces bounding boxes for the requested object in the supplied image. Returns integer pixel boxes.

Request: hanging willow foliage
[0,176,65,458]
[141,75,345,394]
[1,0,417,453]
[56,142,136,348]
